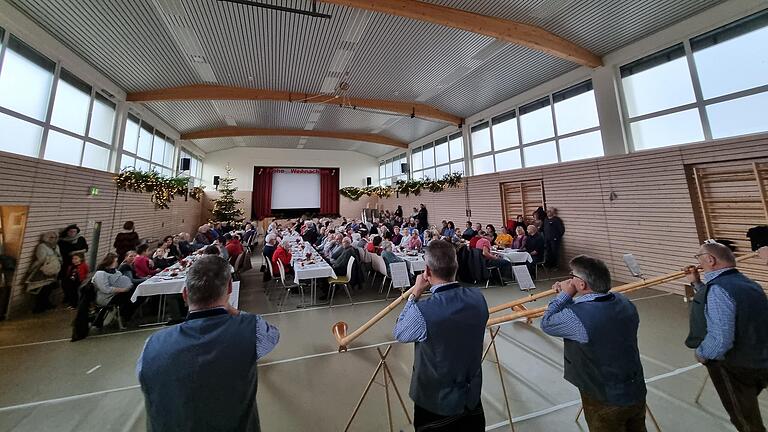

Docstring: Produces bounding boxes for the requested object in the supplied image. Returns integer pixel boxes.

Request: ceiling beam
[322,0,602,68]
[127,85,463,125]
[181,127,408,149]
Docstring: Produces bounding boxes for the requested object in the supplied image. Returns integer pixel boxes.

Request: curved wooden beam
[181,127,408,149]
[322,0,602,68]
[127,85,463,125]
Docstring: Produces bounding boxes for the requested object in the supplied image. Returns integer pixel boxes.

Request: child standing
[63,253,89,309]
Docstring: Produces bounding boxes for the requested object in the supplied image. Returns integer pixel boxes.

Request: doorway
[0,206,29,320]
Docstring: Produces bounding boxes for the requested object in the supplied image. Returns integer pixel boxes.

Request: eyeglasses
[693,252,712,260]
[569,272,584,282]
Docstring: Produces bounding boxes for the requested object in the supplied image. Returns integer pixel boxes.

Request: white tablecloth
[496,249,533,263]
[291,242,336,283]
[395,253,426,273]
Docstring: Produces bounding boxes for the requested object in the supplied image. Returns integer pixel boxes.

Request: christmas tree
[210,165,245,223]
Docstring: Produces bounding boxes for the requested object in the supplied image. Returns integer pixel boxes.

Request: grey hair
[569,255,612,294]
[381,240,393,251]
[702,242,737,266]
[424,240,458,281]
[265,234,277,244]
[352,233,361,242]
[280,239,291,249]
[185,255,231,305]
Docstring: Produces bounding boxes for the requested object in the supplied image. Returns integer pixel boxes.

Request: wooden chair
[327,256,355,307]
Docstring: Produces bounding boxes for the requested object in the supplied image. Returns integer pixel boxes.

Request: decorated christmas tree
[210,165,245,223]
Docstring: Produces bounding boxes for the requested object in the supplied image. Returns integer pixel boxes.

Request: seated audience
[439,220,449,236]
[216,237,229,261]
[176,233,194,257]
[194,225,211,248]
[271,240,293,275]
[469,231,482,249]
[476,231,511,277]
[119,251,147,287]
[381,240,405,277]
[495,226,513,248]
[225,234,244,264]
[525,225,545,262]
[485,224,498,243]
[406,230,423,251]
[366,235,383,255]
[352,232,367,249]
[391,226,403,246]
[462,220,476,239]
[511,226,527,250]
[62,253,89,309]
[442,221,456,239]
[263,234,278,261]
[137,255,280,432]
[331,237,357,275]
[92,252,138,325]
[134,244,159,278]
[153,236,179,269]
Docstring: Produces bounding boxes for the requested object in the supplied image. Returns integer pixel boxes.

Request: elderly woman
[92,252,137,326]
[271,239,293,275]
[194,225,211,248]
[25,231,63,313]
[511,226,527,250]
[406,230,423,251]
[381,240,405,277]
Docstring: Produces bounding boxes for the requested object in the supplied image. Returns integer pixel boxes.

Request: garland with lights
[340,173,462,201]
[114,169,204,209]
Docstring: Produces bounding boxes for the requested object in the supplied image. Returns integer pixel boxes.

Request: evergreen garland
[340,173,462,201]
[114,169,204,209]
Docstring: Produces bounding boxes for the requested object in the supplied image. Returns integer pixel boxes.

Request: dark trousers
[706,361,768,432]
[413,403,485,432]
[580,391,647,432]
[62,280,79,308]
[108,291,140,321]
[544,239,561,268]
[32,282,57,313]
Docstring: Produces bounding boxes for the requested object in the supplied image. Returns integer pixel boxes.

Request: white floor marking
[85,365,101,375]
[0,327,159,350]
[261,298,390,317]
[258,340,397,367]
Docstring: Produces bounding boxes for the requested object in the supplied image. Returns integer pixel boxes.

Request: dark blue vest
[690,270,768,368]
[563,293,646,406]
[138,309,262,432]
[410,282,489,416]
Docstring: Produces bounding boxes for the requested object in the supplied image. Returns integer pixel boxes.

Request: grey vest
[563,293,646,406]
[686,269,768,368]
[410,283,489,416]
[138,309,261,432]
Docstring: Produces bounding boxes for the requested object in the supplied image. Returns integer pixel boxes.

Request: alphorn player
[540,255,647,432]
[685,241,768,432]
[393,240,489,431]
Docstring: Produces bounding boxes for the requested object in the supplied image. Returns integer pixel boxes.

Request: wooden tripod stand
[483,327,516,432]
[344,345,412,432]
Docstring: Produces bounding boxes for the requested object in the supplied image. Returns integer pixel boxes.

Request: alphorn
[487,252,759,327]
[333,287,416,352]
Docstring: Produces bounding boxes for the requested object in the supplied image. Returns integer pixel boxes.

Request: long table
[290,241,336,306]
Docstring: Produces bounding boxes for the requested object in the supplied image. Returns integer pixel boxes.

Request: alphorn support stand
[344,345,412,432]
[574,404,662,431]
[482,327,517,432]
[694,375,710,404]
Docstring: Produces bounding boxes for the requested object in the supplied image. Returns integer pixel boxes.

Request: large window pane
[386,160,393,177]
[422,144,435,168]
[450,161,465,175]
[0,37,55,120]
[523,141,558,167]
[434,139,449,165]
[151,132,165,164]
[50,69,91,135]
[44,130,83,166]
[120,155,135,171]
[82,143,109,171]
[494,149,522,172]
[630,109,704,150]
[0,112,43,157]
[519,98,554,144]
[137,123,153,159]
[491,111,519,151]
[472,155,494,175]
[693,13,768,99]
[707,92,768,139]
[559,131,604,162]
[89,94,115,144]
[413,170,424,180]
[123,115,140,154]
[135,158,150,172]
[379,163,385,179]
[422,167,436,180]
[435,164,450,179]
[621,45,696,117]
[163,140,175,168]
[554,86,599,135]
[449,133,463,160]
[471,123,492,155]
[411,148,422,171]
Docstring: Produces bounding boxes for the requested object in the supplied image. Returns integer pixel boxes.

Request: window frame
[120,113,177,175]
[379,152,407,186]
[410,132,465,180]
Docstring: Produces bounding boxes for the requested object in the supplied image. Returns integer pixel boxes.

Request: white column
[592,66,629,156]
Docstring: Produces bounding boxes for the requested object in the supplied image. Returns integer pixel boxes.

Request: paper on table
[390,262,410,289]
[513,265,536,291]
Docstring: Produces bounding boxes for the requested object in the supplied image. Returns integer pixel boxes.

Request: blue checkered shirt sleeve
[254,314,281,359]
[697,284,736,361]
[394,298,428,343]
[540,292,589,344]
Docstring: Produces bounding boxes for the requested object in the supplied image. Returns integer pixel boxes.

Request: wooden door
[500,180,545,227]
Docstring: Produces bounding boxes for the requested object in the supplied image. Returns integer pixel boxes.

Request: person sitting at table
[331,237,356,271]
[194,225,211,249]
[324,234,344,258]
[263,234,278,262]
[214,237,229,262]
[442,221,456,239]
[391,226,404,246]
[241,222,257,246]
[485,224,498,244]
[134,244,160,279]
[406,230,423,251]
[495,226,513,248]
[439,220,449,236]
[302,221,319,245]
[525,225,545,278]
[271,239,293,276]
[511,226,527,250]
[462,221,476,240]
[367,235,383,255]
[92,252,138,327]
[423,230,438,247]
[469,230,482,249]
[476,231,512,278]
[225,234,244,265]
[176,233,194,258]
[153,236,179,269]
[381,240,406,277]
[119,251,148,287]
[352,233,367,249]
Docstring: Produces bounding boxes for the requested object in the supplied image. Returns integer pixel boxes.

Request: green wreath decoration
[115,169,205,209]
[340,173,462,201]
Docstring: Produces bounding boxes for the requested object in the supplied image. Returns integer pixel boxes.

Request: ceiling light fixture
[218,0,331,19]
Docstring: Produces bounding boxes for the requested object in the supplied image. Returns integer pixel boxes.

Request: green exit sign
[89,186,100,196]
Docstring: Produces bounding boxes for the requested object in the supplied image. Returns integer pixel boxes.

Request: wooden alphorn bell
[486,252,759,327]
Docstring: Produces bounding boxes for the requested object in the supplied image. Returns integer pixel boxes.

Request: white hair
[352,233,362,242]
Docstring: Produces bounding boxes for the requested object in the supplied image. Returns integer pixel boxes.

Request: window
[470,123,492,155]
[122,115,176,174]
[473,80,603,175]
[0,31,116,170]
[620,10,768,150]
[410,132,465,180]
[379,153,406,186]
[472,155,494,175]
[0,36,55,121]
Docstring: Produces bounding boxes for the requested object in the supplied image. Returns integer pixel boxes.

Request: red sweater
[134,255,159,278]
[271,246,292,275]
[66,262,90,283]
[225,240,244,259]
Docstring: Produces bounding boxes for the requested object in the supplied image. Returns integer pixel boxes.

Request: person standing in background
[417,204,429,232]
[543,208,565,269]
[114,221,140,263]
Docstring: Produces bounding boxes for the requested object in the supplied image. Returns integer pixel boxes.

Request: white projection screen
[270,168,321,209]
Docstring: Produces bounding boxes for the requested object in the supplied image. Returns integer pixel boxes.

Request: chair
[232,253,244,281]
[263,254,279,298]
[276,260,304,311]
[327,256,355,307]
[534,261,548,280]
[485,263,505,289]
[370,254,389,294]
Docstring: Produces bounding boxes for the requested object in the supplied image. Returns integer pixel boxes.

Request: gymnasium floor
[0,262,764,431]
